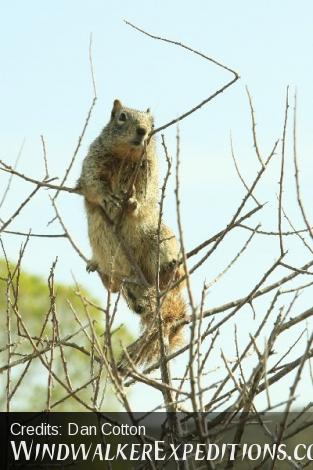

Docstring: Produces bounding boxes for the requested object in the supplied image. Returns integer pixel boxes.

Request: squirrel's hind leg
[122,283,155,315]
[157,224,181,289]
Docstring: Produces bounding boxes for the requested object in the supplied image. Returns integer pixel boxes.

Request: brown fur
[78,99,186,372]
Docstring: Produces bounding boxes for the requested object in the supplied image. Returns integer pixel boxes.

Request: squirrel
[77,99,186,371]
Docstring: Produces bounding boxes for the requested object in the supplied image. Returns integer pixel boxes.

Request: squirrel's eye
[118,112,127,122]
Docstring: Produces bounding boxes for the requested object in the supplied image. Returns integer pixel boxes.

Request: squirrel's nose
[136,127,147,137]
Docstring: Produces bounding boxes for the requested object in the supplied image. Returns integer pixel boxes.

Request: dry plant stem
[77,300,131,413]
[101,286,125,409]
[0,138,25,211]
[238,223,311,237]
[40,135,49,180]
[97,287,113,406]
[280,263,313,276]
[278,87,289,256]
[2,230,66,238]
[5,267,12,411]
[108,292,122,330]
[71,283,104,366]
[293,92,313,241]
[226,345,313,417]
[1,233,30,323]
[282,280,313,294]
[175,128,196,407]
[272,330,306,373]
[199,329,219,375]
[125,20,239,138]
[80,303,134,416]
[68,298,102,359]
[281,206,313,256]
[53,34,97,200]
[0,185,41,233]
[0,160,77,193]
[277,306,313,334]
[9,360,33,402]
[46,259,58,411]
[36,272,74,394]
[156,135,178,425]
[122,360,189,397]
[205,225,259,291]
[51,197,88,263]
[0,242,16,412]
[195,283,209,412]
[126,21,237,76]
[220,350,243,400]
[186,204,263,260]
[246,87,264,167]
[54,309,73,391]
[174,318,215,407]
[230,133,260,206]
[306,326,313,387]
[246,315,283,411]
[234,325,247,392]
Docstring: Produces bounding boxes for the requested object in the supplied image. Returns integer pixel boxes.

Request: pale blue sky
[1,1,313,411]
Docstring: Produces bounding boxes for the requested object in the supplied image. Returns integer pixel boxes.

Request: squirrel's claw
[86,260,98,273]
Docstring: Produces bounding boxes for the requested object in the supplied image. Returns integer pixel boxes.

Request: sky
[1,0,313,411]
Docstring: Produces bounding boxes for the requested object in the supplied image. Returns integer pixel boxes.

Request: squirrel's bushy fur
[78,99,186,371]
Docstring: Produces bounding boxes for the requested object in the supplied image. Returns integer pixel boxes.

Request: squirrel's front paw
[103,193,122,209]
[86,260,98,273]
[159,259,179,288]
[126,197,139,214]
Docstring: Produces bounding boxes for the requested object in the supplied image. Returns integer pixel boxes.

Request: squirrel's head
[107,99,155,161]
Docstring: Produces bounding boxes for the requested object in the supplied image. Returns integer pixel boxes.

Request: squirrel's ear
[111,99,122,119]
[146,107,150,113]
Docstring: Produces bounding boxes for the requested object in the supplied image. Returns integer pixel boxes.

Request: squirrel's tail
[118,284,186,374]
